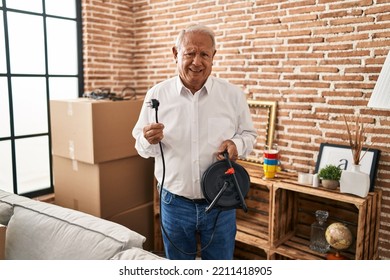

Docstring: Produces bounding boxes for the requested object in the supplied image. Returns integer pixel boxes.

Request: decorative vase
[321,179,339,190]
[340,164,370,198]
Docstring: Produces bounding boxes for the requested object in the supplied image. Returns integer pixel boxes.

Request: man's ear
[172,46,178,61]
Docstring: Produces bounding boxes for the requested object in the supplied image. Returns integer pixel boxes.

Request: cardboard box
[50,98,143,164]
[108,202,154,251]
[53,155,154,218]
[0,225,5,260]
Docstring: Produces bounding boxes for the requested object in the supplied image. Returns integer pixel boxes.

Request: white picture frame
[314,143,380,192]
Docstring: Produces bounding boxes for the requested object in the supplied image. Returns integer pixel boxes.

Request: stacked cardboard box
[50,98,155,250]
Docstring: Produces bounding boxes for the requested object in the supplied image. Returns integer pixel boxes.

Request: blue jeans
[160,188,236,260]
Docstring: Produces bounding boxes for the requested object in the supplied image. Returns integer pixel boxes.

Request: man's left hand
[216,140,238,161]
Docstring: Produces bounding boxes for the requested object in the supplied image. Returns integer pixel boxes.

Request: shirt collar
[176,76,213,96]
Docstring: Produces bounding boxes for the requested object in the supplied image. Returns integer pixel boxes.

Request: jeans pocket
[161,189,173,205]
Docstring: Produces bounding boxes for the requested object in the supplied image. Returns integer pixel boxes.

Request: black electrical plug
[147,99,160,110]
[147,99,160,123]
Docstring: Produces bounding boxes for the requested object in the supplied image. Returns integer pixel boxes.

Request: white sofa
[0,189,163,260]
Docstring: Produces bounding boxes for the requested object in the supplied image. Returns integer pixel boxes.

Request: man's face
[173,31,216,93]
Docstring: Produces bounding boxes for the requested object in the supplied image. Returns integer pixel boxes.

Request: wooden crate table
[153,160,382,260]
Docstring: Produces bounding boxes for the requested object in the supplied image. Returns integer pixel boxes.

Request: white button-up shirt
[132,76,256,199]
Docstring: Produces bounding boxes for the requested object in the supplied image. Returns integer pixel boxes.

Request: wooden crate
[271,180,382,260]
[234,161,298,258]
[234,240,268,260]
[235,176,272,254]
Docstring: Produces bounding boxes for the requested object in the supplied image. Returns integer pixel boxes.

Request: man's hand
[143,123,164,145]
[216,140,238,161]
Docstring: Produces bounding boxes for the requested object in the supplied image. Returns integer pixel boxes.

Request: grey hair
[175,24,216,51]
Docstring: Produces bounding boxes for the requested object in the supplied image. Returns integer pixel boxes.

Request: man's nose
[192,54,202,65]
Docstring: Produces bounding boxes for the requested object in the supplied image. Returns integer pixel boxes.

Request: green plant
[318,164,342,181]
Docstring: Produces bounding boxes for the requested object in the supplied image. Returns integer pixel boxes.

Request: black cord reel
[201,152,250,213]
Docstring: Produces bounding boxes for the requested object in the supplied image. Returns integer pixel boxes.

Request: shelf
[271,181,381,259]
[235,161,381,260]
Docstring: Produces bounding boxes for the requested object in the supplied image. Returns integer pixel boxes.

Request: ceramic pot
[340,164,370,198]
[321,179,339,190]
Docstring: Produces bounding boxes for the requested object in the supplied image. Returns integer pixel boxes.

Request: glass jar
[309,210,330,253]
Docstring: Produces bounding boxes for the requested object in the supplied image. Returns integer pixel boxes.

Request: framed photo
[314,143,380,192]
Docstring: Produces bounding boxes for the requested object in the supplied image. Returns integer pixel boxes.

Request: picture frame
[314,143,380,192]
[239,100,277,163]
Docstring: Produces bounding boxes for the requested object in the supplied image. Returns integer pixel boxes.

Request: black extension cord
[148,98,220,257]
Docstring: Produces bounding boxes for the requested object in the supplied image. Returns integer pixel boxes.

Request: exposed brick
[283,74,319,80]
[288,5,326,15]
[320,59,361,65]
[326,33,369,43]
[322,75,364,81]
[288,37,325,44]
[330,16,375,26]
[287,53,324,59]
[278,30,312,37]
[281,0,317,9]
[313,44,353,51]
[329,0,373,10]
[366,4,390,14]
[328,50,371,58]
[301,66,339,73]
[358,22,390,32]
[294,81,331,88]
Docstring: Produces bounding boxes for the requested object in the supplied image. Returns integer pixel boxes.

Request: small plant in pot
[318,164,342,190]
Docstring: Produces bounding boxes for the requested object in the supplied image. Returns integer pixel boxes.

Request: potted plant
[318,164,342,189]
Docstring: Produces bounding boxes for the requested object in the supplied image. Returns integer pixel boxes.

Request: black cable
[149,99,221,257]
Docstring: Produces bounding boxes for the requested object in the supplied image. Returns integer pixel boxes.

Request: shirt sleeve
[231,93,257,157]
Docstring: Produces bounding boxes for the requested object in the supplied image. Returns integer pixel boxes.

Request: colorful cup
[263,146,280,179]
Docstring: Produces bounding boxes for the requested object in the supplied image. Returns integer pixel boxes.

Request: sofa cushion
[0,201,13,226]
[0,189,22,225]
[5,201,146,260]
[0,189,35,225]
[111,248,165,260]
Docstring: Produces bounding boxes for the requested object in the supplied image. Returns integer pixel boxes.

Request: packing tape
[68,140,75,160]
[67,102,73,116]
[72,159,78,171]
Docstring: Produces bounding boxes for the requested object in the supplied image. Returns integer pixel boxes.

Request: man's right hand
[143,123,164,144]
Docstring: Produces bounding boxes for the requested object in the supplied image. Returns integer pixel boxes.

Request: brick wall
[82,0,134,94]
[82,0,390,259]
